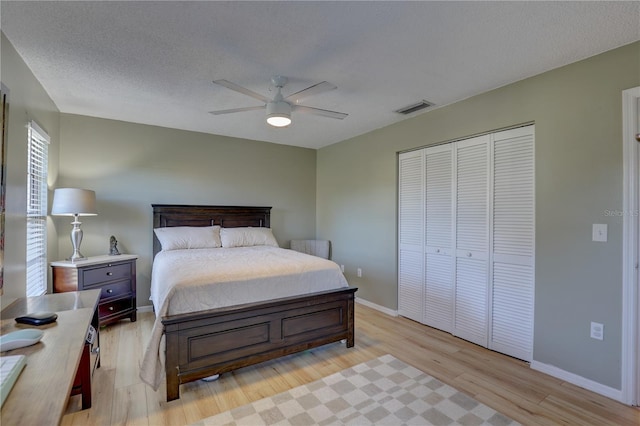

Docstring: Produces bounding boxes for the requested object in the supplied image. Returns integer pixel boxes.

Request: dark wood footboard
[162,286,356,401]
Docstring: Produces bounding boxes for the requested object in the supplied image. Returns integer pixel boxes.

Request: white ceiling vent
[395,100,434,115]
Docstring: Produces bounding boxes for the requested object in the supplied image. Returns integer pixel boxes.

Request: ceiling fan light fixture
[211,76,347,127]
[266,101,292,127]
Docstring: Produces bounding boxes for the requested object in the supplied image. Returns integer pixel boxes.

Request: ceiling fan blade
[209,105,266,115]
[285,81,337,104]
[213,79,270,103]
[292,105,348,120]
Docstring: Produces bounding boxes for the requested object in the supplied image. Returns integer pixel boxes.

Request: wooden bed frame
[152,204,356,401]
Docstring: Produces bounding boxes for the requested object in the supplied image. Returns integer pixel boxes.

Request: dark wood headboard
[152,204,271,257]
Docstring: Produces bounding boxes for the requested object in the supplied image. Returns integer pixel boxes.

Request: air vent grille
[395,100,434,115]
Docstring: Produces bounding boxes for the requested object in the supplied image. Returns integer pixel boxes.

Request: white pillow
[154,226,221,251]
[220,227,279,248]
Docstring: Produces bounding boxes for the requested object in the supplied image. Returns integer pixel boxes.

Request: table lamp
[51,188,97,261]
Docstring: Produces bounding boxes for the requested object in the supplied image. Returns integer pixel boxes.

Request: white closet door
[398,150,424,322]
[453,136,490,347]
[490,125,535,361]
[424,144,454,332]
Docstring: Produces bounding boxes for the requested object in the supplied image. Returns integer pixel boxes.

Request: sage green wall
[1,33,60,299]
[317,41,640,390]
[58,114,317,307]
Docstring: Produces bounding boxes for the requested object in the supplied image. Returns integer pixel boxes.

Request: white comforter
[139,246,349,390]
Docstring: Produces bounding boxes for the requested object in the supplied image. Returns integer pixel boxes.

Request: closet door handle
[467,252,473,258]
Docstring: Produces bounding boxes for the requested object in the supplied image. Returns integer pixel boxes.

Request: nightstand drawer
[83,263,131,286]
[99,279,131,301]
[99,298,133,319]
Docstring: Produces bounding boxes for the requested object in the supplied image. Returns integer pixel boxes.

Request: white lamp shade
[266,101,292,127]
[51,188,97,216]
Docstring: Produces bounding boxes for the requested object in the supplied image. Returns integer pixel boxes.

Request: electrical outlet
[590,322,604,340]
[340,264,345,273]
[357,268,362,277]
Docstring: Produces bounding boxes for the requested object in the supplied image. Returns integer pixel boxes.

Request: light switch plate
[590,322,604,340]
[592,224,607,242]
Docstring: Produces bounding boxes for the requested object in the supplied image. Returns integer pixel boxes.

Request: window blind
[26,121,49,297]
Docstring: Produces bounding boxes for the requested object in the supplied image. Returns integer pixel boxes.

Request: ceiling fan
[209,76,348,128]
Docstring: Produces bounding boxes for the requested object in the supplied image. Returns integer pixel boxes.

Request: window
[26,121,49,296]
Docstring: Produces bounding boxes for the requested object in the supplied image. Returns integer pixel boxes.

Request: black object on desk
[15,312,58,326]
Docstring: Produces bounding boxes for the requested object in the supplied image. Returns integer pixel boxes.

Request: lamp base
[66,252,87,262]
[67,215,86,262]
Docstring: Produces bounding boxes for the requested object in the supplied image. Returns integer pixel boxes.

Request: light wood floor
[62,303,639,425]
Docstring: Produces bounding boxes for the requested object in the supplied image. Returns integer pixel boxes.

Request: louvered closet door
[453,136,490,347]
[398,150,424,322]
[490,126,535,361]
[424,144,454,332]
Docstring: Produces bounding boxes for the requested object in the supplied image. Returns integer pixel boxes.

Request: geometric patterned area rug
[191,354,519,425]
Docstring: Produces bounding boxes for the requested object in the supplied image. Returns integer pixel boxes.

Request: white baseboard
[137,305,153,313]
[530,360,623,402]
[355,297,398,317]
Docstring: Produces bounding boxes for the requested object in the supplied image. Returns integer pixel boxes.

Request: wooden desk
[0,290,100,425]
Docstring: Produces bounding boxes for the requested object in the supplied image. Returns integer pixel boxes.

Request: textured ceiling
[1,1,639,149]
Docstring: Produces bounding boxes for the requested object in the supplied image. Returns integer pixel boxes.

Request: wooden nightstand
[52,254,138,326]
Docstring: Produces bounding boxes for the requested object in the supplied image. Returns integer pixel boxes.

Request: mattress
[140,246,349,389]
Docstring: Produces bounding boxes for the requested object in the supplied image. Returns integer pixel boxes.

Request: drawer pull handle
[106,272,113,276]
[467,252,473,257]
[106,289,113,294]
[109,306,114,311]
